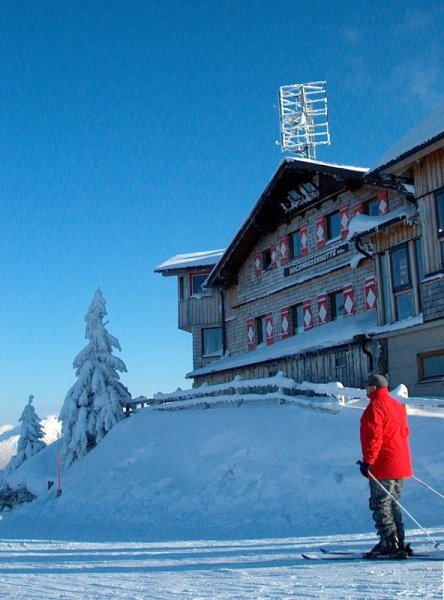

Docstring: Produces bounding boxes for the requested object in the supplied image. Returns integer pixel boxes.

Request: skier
[358,374,413,557]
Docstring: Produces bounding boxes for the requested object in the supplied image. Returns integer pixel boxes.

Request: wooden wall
[193,343,370,390]
[414,149,444,274]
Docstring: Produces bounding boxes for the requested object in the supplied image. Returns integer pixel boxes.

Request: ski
[302,549,444,561]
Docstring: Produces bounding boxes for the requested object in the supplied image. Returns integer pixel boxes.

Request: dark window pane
[191,274,209,295]
[292,304,304,334]
[366,198,379,216]
[437,191,444,236]
[331,290,344,320]
[327,211,340,239]
[391,246,411,290]
[202,328,222,356]
[291,231,302,258]
[263,249,272,270]
[423,353,444,378]
[395,292,414,320]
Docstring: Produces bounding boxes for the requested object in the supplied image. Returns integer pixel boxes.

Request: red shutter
[365,277,377,311]
[343,284,355,316]
[340,205,349,239]
[303,299,313,330]
[300,224,309,255]
[316,215,326,249]
[377,190,389,214]
[270,244,278,269]
[279,235,289,266]
[265,312,274,345]
[280,307,290,339]
[352,202,364,217]
[317,293,328,325]
[254,253,262,277]
[247,318,255,350]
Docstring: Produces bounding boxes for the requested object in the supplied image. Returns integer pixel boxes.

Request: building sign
[284,242,349,277]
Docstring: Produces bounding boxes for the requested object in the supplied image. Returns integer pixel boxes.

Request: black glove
[357,460,371,478]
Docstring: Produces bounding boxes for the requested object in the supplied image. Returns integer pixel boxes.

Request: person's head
[366,373,388,393]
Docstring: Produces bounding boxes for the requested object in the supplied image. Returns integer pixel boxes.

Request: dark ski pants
[368,478,405,543]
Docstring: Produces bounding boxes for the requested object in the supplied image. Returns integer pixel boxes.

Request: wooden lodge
[156,108,444,398]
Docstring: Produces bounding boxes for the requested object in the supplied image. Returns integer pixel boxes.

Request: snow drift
[1,396,443,543]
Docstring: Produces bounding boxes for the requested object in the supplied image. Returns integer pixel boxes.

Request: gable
[207,158,366,287]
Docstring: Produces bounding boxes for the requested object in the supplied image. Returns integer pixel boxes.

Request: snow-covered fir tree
[5,395,46,473]
[59,288,131,466]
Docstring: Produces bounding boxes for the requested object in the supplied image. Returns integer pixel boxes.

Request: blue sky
[1,0,443,424]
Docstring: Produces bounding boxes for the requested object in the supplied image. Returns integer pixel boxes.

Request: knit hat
[367,374,388,388]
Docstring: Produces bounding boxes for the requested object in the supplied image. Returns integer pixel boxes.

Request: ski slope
[0,530,443,599]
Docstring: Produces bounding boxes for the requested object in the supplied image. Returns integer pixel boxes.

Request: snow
[0,379,443,597]
[59,289,130,466]
[0,383,443,597]
[285,156,369,173]
[0,532,443,599]
[347,204,418,239]
[155,249,225,272]
[0,416,61,471]
[370,101,444,173]
[188,310,422,378]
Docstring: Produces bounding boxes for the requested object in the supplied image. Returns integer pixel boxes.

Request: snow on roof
[370,102,444,173]
[347,204,418,239]
[285,156,369,173]
[188,310,423,379]
[155,249,225,273]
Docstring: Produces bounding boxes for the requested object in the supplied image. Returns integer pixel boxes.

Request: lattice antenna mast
[278,82,331,159]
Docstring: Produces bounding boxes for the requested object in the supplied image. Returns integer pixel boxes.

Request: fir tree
[6,395,46,473]
[59,288,131,466]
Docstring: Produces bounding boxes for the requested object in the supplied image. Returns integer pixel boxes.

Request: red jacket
[360,387,413,480]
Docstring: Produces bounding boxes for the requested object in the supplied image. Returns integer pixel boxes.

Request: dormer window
[280,181,319,213]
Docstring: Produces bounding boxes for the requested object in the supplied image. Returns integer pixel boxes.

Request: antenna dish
[278,81,331,159]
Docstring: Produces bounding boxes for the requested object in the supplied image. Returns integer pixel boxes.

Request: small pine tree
[5,395,47,473]
[59,288,131,466]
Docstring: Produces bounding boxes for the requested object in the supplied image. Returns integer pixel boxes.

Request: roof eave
[367,132,444,179]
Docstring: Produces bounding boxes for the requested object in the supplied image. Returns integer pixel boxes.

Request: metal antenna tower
[278,81,331,159]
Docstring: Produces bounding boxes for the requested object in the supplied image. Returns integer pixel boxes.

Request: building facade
[157,111,444,398]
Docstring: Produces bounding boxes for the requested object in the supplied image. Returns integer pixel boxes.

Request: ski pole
[412,475,444,502]
[364,467,441,549]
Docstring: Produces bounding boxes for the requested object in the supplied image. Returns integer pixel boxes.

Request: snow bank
[1,397,443,543]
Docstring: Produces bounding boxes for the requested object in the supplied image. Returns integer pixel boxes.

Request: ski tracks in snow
[0,533,442,599]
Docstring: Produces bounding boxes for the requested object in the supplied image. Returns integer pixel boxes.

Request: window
[327,211,341,240]
[436,189,444,235]
[290,230,302,259]
[390,244,414,321]
[255,316,267,345]
[436,189,444,267]
[380,241,422,324]
[179,276,184,301]
[262,248,272,270]
[365,198,379,216]
[418,350,444,381]
[202,328,223,356]
[380,253,393,323]
[190,272,209,296]
[415,239,424,309]
[330,290,344,321]
[291,304,304,335]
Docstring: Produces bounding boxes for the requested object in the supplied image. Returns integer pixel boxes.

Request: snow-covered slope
[0,416,61,471]
[1,398,443,543]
